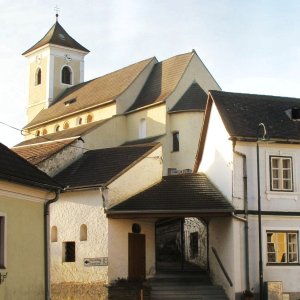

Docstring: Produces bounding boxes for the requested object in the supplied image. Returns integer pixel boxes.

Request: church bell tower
[22,15,89,123]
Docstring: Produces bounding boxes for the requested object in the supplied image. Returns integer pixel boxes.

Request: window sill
[266,191,298,201]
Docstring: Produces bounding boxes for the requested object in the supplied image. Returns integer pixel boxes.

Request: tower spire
[54,5,59,22]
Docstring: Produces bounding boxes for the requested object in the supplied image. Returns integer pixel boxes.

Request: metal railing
[211,247,233,287]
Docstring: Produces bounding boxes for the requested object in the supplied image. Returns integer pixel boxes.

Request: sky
[0,0,300,147]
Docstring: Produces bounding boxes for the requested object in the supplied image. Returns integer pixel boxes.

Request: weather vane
[54,5,60,21]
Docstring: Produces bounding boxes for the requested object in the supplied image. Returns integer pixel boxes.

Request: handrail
[211,247,233,287]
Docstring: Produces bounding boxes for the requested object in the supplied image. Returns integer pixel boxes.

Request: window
[190,232,199,259]
[35,68,41,85]
[63,122,69,130]
[80,224,87,241]
[267,231,298,264]
[139,118,146,139]
[86,114,93,123]
[0,216,6,268]
[61,66,72,85]
[36,130,40,137]
[172,131,179,152]
[51,226,58,242]
[270,156,293,191]
[62,242,75,262]
[76,117,83,126]
[42,128,48,135]
[55,125,60,132]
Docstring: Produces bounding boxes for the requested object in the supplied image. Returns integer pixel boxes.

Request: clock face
[64,54,72,63]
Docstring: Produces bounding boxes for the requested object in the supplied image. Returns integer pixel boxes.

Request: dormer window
[62,66,72,85]
[76,117,83,125]
[86,114,93,123]
[35,68,41,85]
[63,122,70,130]
[64,98,76,106]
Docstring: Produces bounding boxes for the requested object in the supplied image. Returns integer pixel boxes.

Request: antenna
[54,5,60,21]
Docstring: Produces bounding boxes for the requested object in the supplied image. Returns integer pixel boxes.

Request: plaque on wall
[264,281,283,300]
[84,257,108,267]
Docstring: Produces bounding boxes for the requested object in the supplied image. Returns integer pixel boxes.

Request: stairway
[149,270,228,300]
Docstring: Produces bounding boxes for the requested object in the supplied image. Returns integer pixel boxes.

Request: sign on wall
[84,257,108,267]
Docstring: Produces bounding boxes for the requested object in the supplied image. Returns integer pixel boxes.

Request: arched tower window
[86,114,93,123]
[35,68,42,85]
[55,124,60,132]
[36,130,40,137]
[80,224,87,241]
[62,66,72,85]
[35,68,42,86]
[51,226,58,242]
[42,128,48,135]
[139,118,146,139]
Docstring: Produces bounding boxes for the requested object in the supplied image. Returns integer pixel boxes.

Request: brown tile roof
[54,144,159,189]
[169,82,208,113]
[23,21,89,55]
[12,138,78,165]
[0,143,61,190]
[107,173,233,215]
[127,52,194,112]
[122,134,165,146]
[25,58,155,128]
[17,119,108,146]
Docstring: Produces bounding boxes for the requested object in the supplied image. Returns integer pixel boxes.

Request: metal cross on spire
[54,5,60,21]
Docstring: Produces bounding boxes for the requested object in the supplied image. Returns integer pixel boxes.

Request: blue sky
[0,0,299,147]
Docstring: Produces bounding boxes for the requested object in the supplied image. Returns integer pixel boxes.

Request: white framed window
[267,231,298,264]
[0,215,6,269]
[35,67,42,86]
[139,118,146,139]
[270,156,293,191]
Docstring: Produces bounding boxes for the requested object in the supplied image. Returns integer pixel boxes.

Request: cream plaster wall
[107,219,156,282]
[116,58,157,114]
[209,217,244,300]
[83,115,127,149]
[164,111,204,174]
[0,182,48,300]
[247,216,300,294]
[50,189,109,284]
[166,53,220,112]
[199,103,233,201]
[107,146,162,208]
[26,102,116,139]
[126,104,166,142]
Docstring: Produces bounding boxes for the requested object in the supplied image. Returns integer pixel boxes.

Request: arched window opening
[55,125,60,132]
[51,226,58,242]
[139,118,146,139]
[76,117,83,126]
[86,114,93,123]
[35,68,42,86]
[80,224,87,241]
[63,122,70,130]
[36,130,40,137]
[62,66,72,85]
[42,128,48,135]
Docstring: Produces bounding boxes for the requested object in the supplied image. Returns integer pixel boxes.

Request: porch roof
[107,173,233,218]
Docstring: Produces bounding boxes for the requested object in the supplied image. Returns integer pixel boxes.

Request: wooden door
[128,233,146,280]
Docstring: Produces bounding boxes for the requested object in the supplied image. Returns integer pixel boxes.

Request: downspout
[44,189,61,300]
[232,141,250,291]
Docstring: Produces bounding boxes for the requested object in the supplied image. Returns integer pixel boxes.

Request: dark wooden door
[128,233,146,280]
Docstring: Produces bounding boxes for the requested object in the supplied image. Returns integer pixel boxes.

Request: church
[11,16,300,300]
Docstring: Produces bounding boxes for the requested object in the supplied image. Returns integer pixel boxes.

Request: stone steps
[149,271,228,300]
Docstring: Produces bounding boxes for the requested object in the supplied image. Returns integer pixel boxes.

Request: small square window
[62,242,75,262]
[172,132,179,152]
[270,156,293,191]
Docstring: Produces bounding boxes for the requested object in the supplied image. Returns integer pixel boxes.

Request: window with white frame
[0,216,6,268]
[270,156,293,191]
[267,231,298,264]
